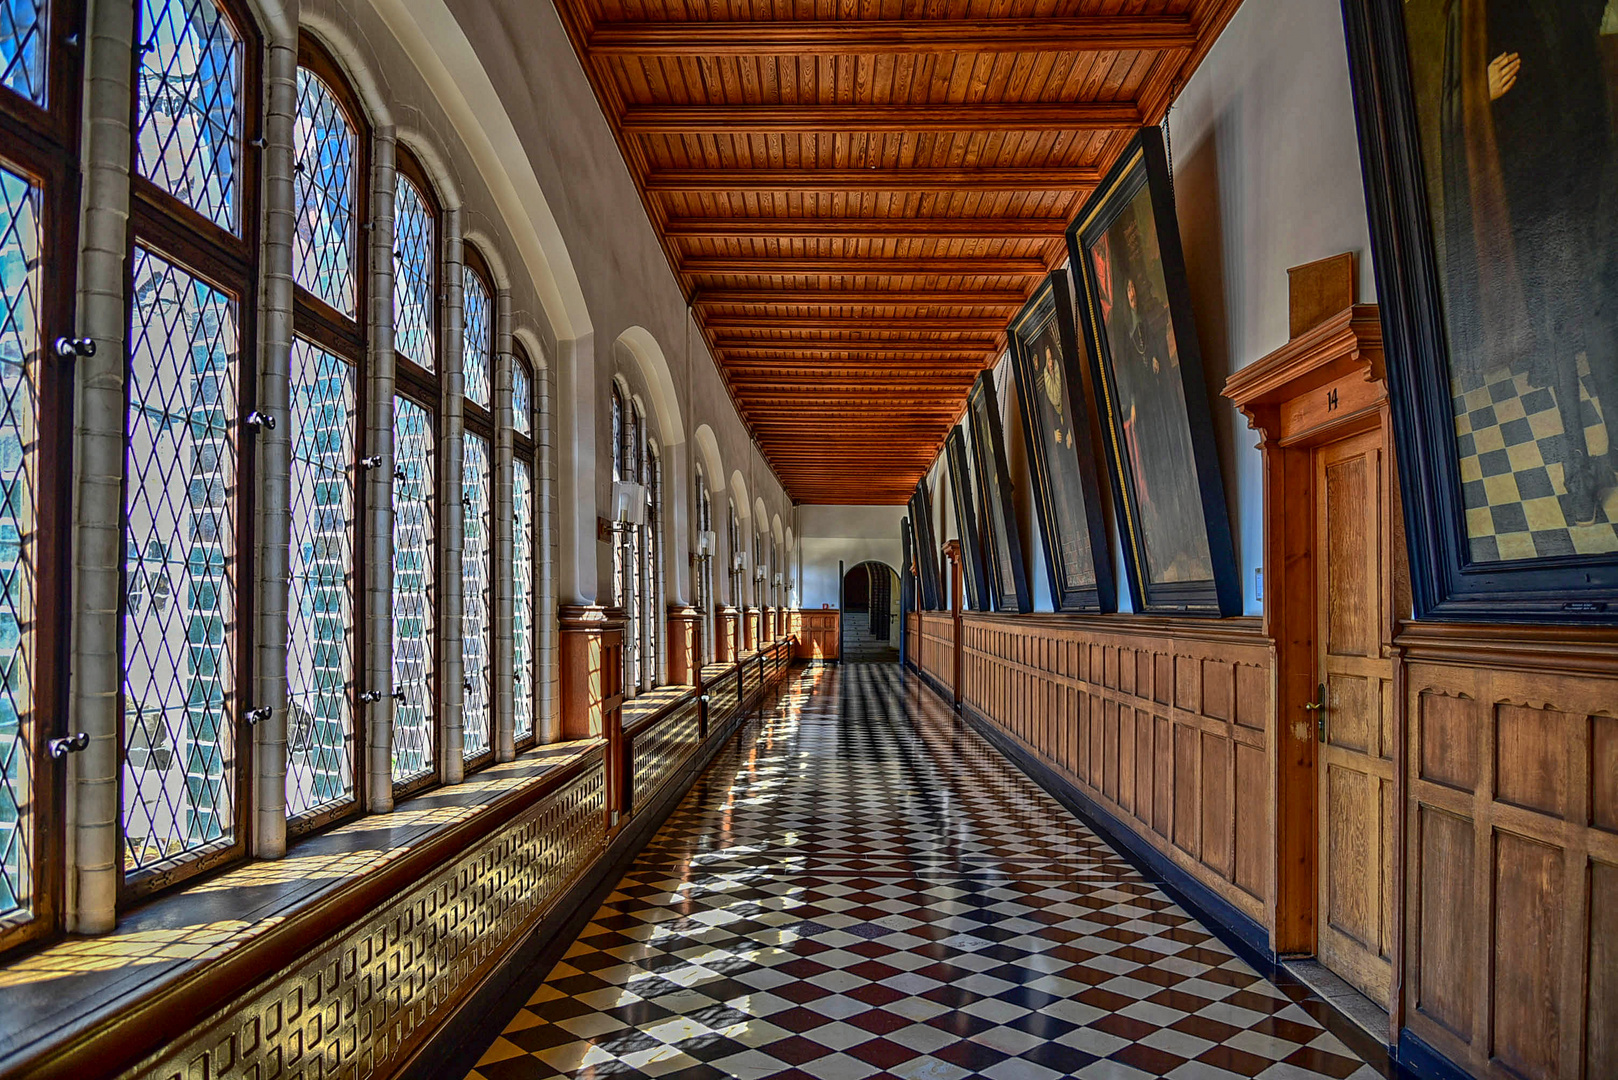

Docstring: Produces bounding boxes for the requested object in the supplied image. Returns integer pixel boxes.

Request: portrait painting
[1067,127,1239,616]
[946,426,989,611]
[1343,0,1618,618]
[1009,272,1115,612]
[966,372,1031,614]
[909,485,943,611]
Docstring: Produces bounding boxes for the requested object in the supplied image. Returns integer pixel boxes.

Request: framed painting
[1066,126,1240,617]
[901,515,915,615]
[966,372,1032,613]
[1342,0,1618,621]
[1008,271,1117,612]
[909,484,943,611]
[946,425,989,610]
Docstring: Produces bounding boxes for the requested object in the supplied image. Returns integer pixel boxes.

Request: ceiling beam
[646,167,1101,193]
[620,102,1140,134]
[682,255,1052,276]
[705,314,1005,331]
[713,341,997,355]
[586,17,1198,57]
[668,217,1062,239]
[698,287,1028,306]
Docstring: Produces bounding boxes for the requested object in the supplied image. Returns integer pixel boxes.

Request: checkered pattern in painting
[1453,357,1618,561]
[469,665,1387,1080]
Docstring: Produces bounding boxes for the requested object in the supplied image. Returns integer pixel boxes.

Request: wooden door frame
[1224,303,1404,1039]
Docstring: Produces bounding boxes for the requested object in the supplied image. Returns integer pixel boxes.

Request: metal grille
[390,395,433,783]
[513,458,533,742]
[392,175,433,369]
[462,268,490,409]
[293,67,355,315]
[286,339,355,822]
[511,360,531,436]
[0,166,39,921]
[0,0,45,104]
[135,0,241,232]
[461,432,490,759]
[123,247,239,875]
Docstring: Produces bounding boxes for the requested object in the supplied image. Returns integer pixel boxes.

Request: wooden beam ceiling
[553,0,1244,504]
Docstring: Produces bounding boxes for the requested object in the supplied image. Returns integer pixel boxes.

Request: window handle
[244,411,276,431]
[361,455,383,470]
[359,689,383,704]
[48,732,89,759]
[53,336,95,359]
[244,705,273,726]
[391,688,408,702]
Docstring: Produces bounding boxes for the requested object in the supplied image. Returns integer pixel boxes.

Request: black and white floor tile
[468,665,1388,1080]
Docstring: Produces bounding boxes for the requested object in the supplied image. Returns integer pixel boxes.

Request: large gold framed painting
[1343,0,1618,620]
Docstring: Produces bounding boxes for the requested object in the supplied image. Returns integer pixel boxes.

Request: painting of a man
[1089,184,1214,586]
[1405,0,1618,556]
[1025,321,1096,589]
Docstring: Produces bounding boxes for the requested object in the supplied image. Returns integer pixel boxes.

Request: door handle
[1304,682,1326,742]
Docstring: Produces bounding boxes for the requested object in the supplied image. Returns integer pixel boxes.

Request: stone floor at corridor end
[468,664,1388,1080]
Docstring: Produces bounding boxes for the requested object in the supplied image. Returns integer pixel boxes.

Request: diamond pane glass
[0,0,45,104]
[123,247,239,876]
[391,395,433,784]
[513,458,533,742]
[641,453,658,690]
[461,432,490,759]
[286,339,355,822]
[136,0,242,231]
[511,361,531,437]
[294,67,356,316]
[0,166,40,921]
[393,175,434,369]
[462,268,490,409]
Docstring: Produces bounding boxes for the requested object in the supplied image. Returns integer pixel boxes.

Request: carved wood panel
[960,613,1273,924]
[119,760,608,1080]
[919,613,954,692]
[792,610,841,661]
[1403,648,1618,1080]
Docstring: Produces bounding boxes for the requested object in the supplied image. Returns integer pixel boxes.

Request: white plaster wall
[798,505,906,609]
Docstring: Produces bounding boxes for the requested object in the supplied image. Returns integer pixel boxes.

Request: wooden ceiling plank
[645,166,1100,193]
[696,287,1028,305]
[619,102,1140,134]
[681,255,1049,274]
[667,217,1063,239]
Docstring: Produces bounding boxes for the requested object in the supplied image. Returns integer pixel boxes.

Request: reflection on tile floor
[469,664,1387,1080]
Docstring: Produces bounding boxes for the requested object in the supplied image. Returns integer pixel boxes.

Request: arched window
[285,36,368,835]
[122,0,260,895]
[727,501,741,611]
[511,344,536,746]
[390,145,440,792]
[460,245,494,766]
[641,442,661,690]
[0,0,84,951]
[694,467,713,665]
[611,384,629,682]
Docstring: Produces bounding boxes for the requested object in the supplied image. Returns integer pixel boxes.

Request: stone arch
[693,425,724,495]
[296,12,395,129]
[614,326,684,448]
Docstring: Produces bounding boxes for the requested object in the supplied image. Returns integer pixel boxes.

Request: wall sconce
[610,479,646,527]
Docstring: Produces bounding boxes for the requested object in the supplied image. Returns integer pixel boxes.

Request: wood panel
[919,612,955,693]
[1399,624,1618,1080]
[792,609,841,662]
[550,0,1245,503]
[960,612,1272,925]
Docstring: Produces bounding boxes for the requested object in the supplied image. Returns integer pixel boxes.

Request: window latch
[244,411,276,431]
[48,732,89,759]
[244,705,273,726]
[53,336,95,359]
[391,688,408,702]
[359,689,383,704]
[361,455,384,470]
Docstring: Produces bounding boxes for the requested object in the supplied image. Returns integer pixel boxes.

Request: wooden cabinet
[794,610,840,661]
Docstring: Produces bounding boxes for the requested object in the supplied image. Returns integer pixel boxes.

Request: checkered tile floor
[468,664,1388,1080]
[1453,357,1618,560]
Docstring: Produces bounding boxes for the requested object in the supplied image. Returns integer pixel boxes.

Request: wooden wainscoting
[905,611,919,669]
[793,609,841,661]
[918,612,955,696]
[961,612,1274,930]
[1397,623,1618,1080]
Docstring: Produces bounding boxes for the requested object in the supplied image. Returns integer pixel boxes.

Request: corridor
[467,665,1386,1080]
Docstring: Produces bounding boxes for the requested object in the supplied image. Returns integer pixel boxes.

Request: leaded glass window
[285,339,355,822]
[462,268,490,408]
[393,173,434,369]
[122,247,239,876]
[135,0,243,231]
[513,458,533,743]
[512,359,531,437]
[0,0,46,105]
[391,395,434,784]
[461,432,490,759]
[293,67,356,315]
[0,165,39,923]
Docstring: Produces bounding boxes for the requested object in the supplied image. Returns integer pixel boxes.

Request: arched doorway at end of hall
[842,561,900,662]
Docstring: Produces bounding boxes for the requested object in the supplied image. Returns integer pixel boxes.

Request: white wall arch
[731,472,750,523]
[754,497,768,533]
[693,425,724,495]
[296,11,396,129]
[614,326,685,449]
[462,227,514,292]
[394,129,464,209]
[366,0,592,341]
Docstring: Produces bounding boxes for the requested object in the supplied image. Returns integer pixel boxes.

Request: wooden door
[1314,429,1396,1006]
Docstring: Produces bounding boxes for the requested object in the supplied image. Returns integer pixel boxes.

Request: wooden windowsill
[0,738,601,1073]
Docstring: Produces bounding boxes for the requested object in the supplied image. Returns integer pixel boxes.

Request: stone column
[365,128,397,811]
[717,607,738,664]
[493,291,514,761]
[439,210,465,783]
[665,606,701,688]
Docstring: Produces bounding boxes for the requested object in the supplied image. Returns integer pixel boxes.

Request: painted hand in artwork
[1488,51,1521,100]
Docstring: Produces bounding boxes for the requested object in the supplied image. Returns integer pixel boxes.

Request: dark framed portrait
[910,483,943,611]
[1066,126,1240,617]
[901,515,915,614]
[946,426,989,611]
[1342,0,1618,621]
[966,372,1032,613]
[1008,271,1117,612]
